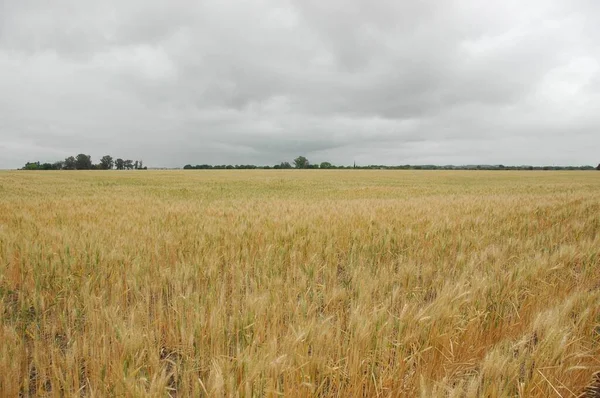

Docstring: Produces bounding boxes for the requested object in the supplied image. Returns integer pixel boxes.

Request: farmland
[1,170,599,396]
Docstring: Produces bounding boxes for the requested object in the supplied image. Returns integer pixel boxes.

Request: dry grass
[0,170,599,397]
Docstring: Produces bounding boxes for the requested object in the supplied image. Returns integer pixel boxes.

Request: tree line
[20,154,599,171]
[183,156,320,169]
[21,154,147,170]
[184,156,600,171]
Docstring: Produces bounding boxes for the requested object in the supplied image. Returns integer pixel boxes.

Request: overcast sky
[1,0,599,168]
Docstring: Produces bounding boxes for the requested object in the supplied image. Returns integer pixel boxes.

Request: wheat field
[0,170,599,397]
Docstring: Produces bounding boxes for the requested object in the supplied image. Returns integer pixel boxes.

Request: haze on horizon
[1,0,599,169]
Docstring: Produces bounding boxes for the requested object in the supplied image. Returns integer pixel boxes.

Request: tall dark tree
[115,158,125,170]
[124,160,134,170]
[64,156,76,170]
[320,161,333,169]
[75,154,92,170]
[294,156,309,169]
[134,160,139,170]
[596,163,600,170]
[99,155,114,170]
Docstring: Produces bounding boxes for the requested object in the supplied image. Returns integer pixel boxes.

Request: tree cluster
[21,154,147,170]
[184,156,321,170]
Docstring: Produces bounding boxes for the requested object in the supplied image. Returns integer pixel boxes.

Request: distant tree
[20,156,146,170]
[279,161,292,169]
[23,161,40,170]
[294,156,309,169]
[64,156,76,170]
[320,161,333,169]
[99,155,114,170]
[75,154,92,170]
[134,160,139,170]
[597,163,600,170]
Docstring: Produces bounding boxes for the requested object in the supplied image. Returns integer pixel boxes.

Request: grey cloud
[1,0,599,168]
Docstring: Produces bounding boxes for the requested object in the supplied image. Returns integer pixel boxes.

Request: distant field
[1,170,599,396]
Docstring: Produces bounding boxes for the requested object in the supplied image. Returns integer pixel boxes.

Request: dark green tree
[99,155,114,170]
[294,156,309,169]
[115,158,125,170]
[124,160,134,170]
[320,161,333,169]
[75,154,92,170]
[64,156,76,170]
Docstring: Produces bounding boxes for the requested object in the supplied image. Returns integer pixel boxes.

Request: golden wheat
[1,170,599,397]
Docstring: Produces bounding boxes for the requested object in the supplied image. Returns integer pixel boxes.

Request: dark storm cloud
[1,0,599,168]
